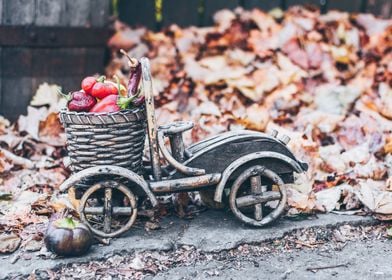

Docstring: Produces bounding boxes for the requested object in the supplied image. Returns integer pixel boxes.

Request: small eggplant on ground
[44,216,93,257]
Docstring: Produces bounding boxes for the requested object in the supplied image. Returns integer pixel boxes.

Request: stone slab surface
[1,211,377,279]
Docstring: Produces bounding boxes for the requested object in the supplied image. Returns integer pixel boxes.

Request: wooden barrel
[0,0,111,120]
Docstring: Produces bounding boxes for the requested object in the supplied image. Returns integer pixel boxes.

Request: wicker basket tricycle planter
[59,58,308,238]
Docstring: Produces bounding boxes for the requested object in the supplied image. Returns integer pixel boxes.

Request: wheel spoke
[112,207,133,215]
[79,180,139,238]
[84,206,133,216]
[84,207,104,215]
[250,175,262,221]
[235,191,281,208]
[104,187,113,233]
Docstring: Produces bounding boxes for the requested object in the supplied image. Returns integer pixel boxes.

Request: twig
[317,252,332,258]
[294,241,315,248]
[0,148,34,169]
[306,263,349,273]
[10,253,21,264]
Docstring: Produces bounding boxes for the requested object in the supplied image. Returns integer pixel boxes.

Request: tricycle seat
[187,130,265,156]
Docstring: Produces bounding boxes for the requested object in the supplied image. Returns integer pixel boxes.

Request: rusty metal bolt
[279,134,291,145]
[269,129,278,138]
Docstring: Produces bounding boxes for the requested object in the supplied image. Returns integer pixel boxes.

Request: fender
[59,165,158,207]
[213,151,305,203]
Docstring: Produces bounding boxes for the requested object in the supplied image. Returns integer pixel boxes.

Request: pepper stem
[117,95,136,110]
[120,49,138,68]
[113,75,122,96]
[96,75,106,83]
[55,216,79,229]
[56,87,72,102]
[64,217,75,227]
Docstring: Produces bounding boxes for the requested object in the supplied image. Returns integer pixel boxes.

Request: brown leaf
[38,112,66,146]
[236,104,269,131]
[0,233,21,254]
[17,106,49,140]
[144,221,161,232]
[385,137,392,154]
[107,25,145,50]
[0,151,13,172]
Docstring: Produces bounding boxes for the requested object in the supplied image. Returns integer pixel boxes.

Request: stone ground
[1,210,385,279]
[149,238,392,280]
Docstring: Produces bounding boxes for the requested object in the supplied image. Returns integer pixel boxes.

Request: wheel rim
[229,165,287,227]
[79,180,137,238]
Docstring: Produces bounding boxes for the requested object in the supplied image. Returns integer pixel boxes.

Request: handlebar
[157,121,205,176]
[158,121,194,136]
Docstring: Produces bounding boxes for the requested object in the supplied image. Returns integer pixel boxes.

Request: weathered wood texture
[119,0,391,30]
[243,0,281,11]
[118,0,156,29]
[366,0,392,18]
[163,0,201,27]
[0,0,110,120]
[203,0,240,26]
[141,58,162,181]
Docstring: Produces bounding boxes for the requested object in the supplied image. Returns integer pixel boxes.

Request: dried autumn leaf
[0,116,10,132]
[236,104,269,131]
[378,83,392,120]
[0,233,21,254]
[386,227,392,238]
[0,151,13,173]
[385,137,392,154]
[107,25,145,50]
[38,112,66,147]
[355,180,392,215]
[314,184,352,212]
[17,106,49,140]
[30,83,67,111]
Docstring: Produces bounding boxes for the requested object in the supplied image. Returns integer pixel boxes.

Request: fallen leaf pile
[0,83,69,254]
[0,5,391,256]
[106,6,391,216]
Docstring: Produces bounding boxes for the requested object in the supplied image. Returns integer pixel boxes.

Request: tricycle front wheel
[229,165,287,227]
[79,180,138,238]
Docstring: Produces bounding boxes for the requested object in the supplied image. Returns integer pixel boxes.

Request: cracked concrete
[1,210,378,279]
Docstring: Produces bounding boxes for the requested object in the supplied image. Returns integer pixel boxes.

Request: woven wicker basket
[59,108,146,176]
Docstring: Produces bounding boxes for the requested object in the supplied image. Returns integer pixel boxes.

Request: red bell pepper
[59,90,97,112]
[89,95,119,113]
[91,76,118,99]
[89,94,135,113]
[81,76,97,95]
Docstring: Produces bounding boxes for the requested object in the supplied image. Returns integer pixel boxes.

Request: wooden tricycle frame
[60,57,308,238]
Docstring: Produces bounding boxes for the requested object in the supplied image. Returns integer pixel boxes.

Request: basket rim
[59,106,145,116]
[59,106,146,125]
